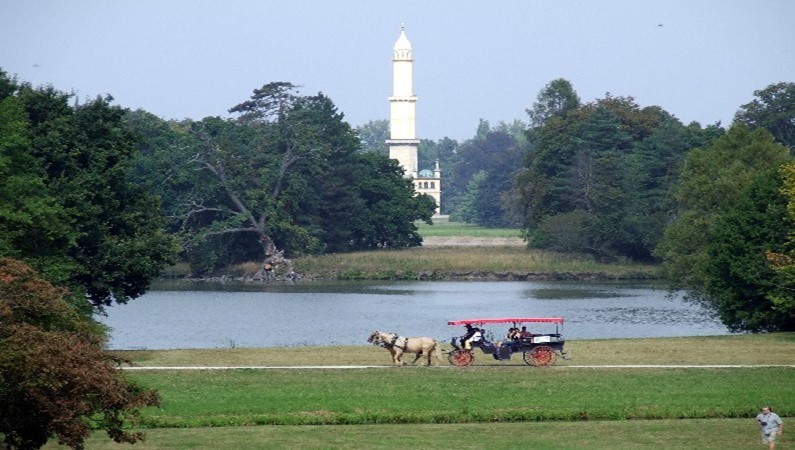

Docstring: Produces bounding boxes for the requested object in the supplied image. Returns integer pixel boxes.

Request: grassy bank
[293,221,658,280]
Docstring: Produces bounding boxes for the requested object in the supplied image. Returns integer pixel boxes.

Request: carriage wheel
[523,346,557,367]
[448,349,474,367]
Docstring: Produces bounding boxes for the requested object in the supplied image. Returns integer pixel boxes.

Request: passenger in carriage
[519,326,533,341]
[507,327,521,341]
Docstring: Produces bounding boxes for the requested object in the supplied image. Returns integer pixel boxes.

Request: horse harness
[385,333,409,351]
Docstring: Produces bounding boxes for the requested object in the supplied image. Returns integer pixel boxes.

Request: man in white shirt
[756,406,783,449]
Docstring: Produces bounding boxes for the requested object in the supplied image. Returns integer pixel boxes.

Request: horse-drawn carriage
[447,317,567,367]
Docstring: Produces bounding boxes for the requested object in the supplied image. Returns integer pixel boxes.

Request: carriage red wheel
[523,345,556,367]
[448,349,474,367]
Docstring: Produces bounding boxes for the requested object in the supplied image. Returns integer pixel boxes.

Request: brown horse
[367,331,441,366]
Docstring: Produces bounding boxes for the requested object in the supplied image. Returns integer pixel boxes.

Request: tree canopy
[127,82,434,275]
[734,81,795,150]
[515,81,721,261]
[655,124,793,331]
[0,70,176,309]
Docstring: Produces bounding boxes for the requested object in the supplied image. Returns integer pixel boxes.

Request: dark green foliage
[319,152,433,252]
[448,129,521,227]
[126,83,433,275]
[656,125,793,331]
[526,78,581,127]
[0,258,159,449]
[0,70,176,308]
[700,169,794,331]
[516,85,712,262]
[656,125,791,288]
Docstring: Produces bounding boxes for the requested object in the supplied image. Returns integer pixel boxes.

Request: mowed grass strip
[415,220,521,237]
[45,419,782,450]
[127,367,793,428]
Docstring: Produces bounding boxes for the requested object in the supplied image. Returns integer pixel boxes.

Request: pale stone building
[386,25,442,216]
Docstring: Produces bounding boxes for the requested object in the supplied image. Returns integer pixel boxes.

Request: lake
[97,280,731,350]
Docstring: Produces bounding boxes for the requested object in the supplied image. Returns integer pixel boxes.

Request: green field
[42,334,794,449]
[415,219,521,238]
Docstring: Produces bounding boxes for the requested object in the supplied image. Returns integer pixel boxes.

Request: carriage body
[447,317,567,367]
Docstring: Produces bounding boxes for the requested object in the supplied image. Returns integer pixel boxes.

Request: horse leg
[410,351,423,365]
[391,349,403,366]
[388,348,399,366]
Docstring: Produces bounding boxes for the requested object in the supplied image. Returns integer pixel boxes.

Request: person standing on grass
[757,406,783,449]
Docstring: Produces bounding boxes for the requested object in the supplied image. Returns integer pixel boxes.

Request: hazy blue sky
[2,1,792,141]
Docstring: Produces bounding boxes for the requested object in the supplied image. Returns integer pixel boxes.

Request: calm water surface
[98,280,731,350]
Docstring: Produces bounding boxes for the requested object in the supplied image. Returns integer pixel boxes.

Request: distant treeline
[1,68,793,331]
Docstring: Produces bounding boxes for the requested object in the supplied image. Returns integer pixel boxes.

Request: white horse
[367,331,441,366]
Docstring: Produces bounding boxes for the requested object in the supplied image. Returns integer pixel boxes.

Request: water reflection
[98,280,730,350]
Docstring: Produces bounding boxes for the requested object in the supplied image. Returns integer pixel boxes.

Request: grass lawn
[416,219,521,238]
[46,419,784,449]
[47,334,792,448]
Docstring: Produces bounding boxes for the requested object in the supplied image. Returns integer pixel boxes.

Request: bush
[0,258,160,449]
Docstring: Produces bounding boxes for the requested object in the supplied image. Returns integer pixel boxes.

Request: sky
[1,1,793,142]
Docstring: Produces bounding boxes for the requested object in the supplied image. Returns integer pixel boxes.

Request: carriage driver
[462,325,482,350]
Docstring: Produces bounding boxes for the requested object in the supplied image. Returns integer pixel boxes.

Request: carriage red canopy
[447,317,564,326]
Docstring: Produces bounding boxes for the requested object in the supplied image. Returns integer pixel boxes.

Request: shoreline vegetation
[163,221,660,282]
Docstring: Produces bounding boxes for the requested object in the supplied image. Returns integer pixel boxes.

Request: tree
[656,125,792,330]
[734,82,795,150]
[356,119,389,155]
[526,78,581,128]
[129,82,433,275]
[656,125,791,288]
[764,163,795,327]
[0,71,176,308]
[700,168,794,331]
[0,258,159,449]
[322,152,434,251]
[448,129,518,225]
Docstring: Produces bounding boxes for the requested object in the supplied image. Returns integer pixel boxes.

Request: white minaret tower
[387,24,419,178]
[386,25,442,216]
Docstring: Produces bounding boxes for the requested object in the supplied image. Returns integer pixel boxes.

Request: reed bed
[293,246,658,280]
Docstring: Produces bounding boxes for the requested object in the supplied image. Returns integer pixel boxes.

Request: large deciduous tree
[655,125,793,331]
[0,70,176,309]
[0,258,159,449]
[127,82,433,275]
[701,168,794,331]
